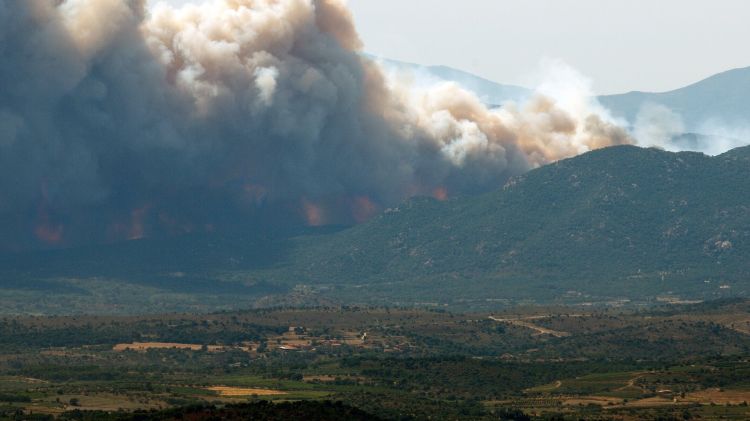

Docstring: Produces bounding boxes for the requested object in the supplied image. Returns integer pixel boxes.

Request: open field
[113,342,253,353]
[114,342,204,352]
[206,386,286,397]
[683,388,750,405]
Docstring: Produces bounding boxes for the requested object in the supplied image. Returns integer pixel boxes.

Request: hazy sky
[155,0,750,94]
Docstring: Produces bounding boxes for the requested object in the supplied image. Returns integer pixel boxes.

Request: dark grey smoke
[0,0,629,250]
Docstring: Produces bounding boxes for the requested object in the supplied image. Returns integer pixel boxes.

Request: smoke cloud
[633,103,686,152]
[632,102,749,155]
[0,0,630,250]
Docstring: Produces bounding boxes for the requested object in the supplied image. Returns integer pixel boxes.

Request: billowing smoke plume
[0,0,630,250]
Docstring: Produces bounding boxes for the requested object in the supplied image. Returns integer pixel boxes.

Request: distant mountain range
[3,145,750,313]
[376,57,750,142]
[600,67,750,132]
[371,56,529,105]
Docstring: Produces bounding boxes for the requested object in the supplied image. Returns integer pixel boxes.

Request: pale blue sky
[153,0,750,94]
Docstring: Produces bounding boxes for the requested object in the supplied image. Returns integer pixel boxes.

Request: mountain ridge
[600,66,750,131]
[267,145,750,306]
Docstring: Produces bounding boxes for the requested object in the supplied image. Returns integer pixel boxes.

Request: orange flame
[302,199,325,226]
[34,217,64,245]
[107,204,152,242]
[351,196,378,223]
[128,205,151,240]
[34,184,64,245]
[433,187,448,201]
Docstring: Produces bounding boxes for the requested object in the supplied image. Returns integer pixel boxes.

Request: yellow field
[113,342,204,351]
[207,386,287,396]
[685,388,750,405]
[113,342,249,352]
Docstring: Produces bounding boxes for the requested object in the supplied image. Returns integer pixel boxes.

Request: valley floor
[1,301,750,420]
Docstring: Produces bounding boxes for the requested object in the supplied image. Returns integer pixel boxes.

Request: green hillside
[265,145,750,306]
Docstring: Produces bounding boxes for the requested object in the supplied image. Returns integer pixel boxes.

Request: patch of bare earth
[562,396,623,406]
[684,388,750,405]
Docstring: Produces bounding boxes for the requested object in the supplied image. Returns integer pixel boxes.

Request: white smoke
[632,102,749,155]
[695,119,750,156]
[633,103,686,152]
